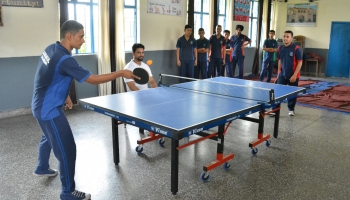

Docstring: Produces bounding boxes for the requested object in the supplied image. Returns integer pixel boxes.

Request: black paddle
[133,68,149,84]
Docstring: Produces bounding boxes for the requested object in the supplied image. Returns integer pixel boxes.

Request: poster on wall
[0,0,43,8]
[287,3,317,27]
[147,0,182,16]
[234,0,250,22]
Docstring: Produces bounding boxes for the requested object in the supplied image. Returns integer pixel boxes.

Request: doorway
[326,22,350,78]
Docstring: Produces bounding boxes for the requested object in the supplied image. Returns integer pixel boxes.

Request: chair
[294,35,305,50]
[304,58,322,77]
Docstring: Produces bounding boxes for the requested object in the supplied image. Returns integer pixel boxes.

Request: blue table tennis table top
[79,77,305,139]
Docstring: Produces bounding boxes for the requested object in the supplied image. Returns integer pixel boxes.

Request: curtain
[226,0,234,34]
[115,0,126,94]
[261,0,269,42]
[208,0,215,35]
[271,0,280,35]
[251,0,264,74]
[97,0,112,96]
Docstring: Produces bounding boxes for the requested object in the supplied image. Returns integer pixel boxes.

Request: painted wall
[275,0,350,49]
[138,0,187,51]
[0,54,98,113]
[0,0,59,58]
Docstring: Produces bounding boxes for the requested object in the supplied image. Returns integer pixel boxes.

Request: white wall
[138,0,187,51]
[275,0,350,49]
[0,0,59,58]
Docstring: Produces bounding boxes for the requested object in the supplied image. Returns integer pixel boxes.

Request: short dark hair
[198,28,204,32]
[60,20,84,40]
[132,43,145,53]
[284,30,294,37]
[236,24,244,31]
[269,30,275,33]
[184,24,192,30]
[224,30,230,34]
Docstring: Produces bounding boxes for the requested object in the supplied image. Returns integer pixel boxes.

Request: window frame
[248,0,258,47]
[124,0,137,52]
[218,0,227,30]
[68,0,98,54]
[193,0,210,39]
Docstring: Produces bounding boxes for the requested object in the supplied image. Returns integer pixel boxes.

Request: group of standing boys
[176,24,251,80]
[176,25,302,116]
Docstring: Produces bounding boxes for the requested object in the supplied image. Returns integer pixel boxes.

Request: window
[124,0,137,51]
[67,0,137,53]
[193,0,210,39]
[193,0,226,39]
[218,0,226,31]
[68,0,99,54]
[248,0,259,47]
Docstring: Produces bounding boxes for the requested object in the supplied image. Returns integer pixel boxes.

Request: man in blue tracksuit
[176,24,197,82]
[223,30,233,77]
[259,30,278,82]
[195,28,209,79]
[276,30,303,116]
[32,20,137,200]
[229,24,251,79]
[208,25,225,78]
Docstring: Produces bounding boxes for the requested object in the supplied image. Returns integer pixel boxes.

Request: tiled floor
[1,77,350,200]
[0,102,350,200]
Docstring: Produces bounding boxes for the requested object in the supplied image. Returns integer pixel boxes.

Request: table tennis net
[171,80,274,102]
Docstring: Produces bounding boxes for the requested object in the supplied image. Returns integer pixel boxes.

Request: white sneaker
[144,130,150,136]
[268,112,275,116]
[288,111,295,116]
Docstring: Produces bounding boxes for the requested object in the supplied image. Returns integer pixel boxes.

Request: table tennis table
[79,76,305,195]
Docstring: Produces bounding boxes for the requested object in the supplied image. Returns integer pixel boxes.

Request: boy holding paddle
[32,20,138,200]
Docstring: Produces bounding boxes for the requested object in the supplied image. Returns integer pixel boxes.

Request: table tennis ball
[147,60,153,66]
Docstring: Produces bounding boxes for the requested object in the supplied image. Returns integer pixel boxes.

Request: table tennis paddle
[133,68,149,84]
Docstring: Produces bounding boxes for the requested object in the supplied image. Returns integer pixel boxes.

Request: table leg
[112,118,120,165]
[171,139,179,195]
[273,104,281,138]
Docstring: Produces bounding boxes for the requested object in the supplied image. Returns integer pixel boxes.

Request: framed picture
[287,3,317,27]
[0,5,3,26]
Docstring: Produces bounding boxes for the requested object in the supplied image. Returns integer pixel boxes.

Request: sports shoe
[33,168,58,177]
[144,130,150,136]
[288,111,295,116]
[60,190,91,200]
[268,112,275,116]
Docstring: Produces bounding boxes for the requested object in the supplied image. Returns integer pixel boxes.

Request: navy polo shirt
[277,43,303,79]
[196,37,209,62]
[209,34,225,59]
[229,34,250,56]
[224,39,231,62]
[176,35,197,61]
[32,42,91,120]
[263,38,278,61]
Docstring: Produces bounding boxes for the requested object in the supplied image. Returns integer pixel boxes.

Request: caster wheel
[158,138,165,147]
[265,140,271,147]
[223,162,231,170]
[251,147,258,155]
[200,172,210,182]
[135,146,143,153]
